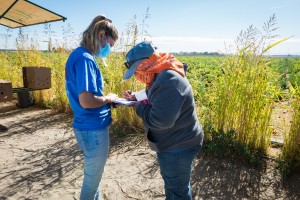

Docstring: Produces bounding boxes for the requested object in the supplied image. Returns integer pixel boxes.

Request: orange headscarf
[134,52,185,88]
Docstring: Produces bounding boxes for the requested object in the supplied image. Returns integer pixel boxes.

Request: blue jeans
[157,145,201,200]
[74,127,110,200]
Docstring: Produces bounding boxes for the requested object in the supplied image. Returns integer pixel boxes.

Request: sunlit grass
[205,15,288,157]
[1,14,300,175]
[212,53,275,154]
[279,85,300,176]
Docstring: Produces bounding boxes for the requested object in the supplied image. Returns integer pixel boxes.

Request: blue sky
[1,0,299,55]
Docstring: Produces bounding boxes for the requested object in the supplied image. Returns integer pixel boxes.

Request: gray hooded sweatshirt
[136,69,204,152]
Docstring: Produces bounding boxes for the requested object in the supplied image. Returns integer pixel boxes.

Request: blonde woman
[65,15,118,200]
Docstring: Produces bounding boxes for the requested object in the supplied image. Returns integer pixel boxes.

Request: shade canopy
[0,0,66,28]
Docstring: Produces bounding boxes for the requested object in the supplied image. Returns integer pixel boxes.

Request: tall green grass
[1,14,300,175]
[209,15,287,155]
[0,48,142,123]
[98,53,144,128]
[212,52,275,153]
[279,84,300,176]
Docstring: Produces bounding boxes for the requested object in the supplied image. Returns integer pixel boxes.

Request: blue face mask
[96,42,111,58]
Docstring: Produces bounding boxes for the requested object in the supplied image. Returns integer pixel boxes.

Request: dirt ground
[0,101,300,200]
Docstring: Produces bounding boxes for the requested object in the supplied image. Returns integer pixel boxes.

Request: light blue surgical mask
[96,42,111,58]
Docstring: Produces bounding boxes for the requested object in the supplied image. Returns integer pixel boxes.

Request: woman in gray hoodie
[123,41,204,200]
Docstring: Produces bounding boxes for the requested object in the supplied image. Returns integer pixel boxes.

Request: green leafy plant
[210,14,288,156]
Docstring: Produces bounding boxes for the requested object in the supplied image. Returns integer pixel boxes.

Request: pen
[130,80,134,93]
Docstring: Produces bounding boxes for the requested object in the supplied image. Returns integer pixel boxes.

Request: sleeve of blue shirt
[75,57,99,95]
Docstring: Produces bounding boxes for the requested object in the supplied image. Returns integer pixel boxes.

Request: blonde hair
[80,15,118,54]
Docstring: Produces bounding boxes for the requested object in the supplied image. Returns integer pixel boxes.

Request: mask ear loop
[102,58,108,67]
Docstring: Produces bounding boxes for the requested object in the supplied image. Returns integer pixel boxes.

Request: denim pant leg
[157,145,201,200]
[74,127,110,200]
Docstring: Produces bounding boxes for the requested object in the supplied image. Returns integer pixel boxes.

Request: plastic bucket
[16,89,34,108]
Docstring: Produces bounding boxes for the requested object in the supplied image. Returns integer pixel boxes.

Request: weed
[278,86,300,177]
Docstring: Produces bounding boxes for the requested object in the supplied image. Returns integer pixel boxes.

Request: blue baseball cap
[123,41,156,80]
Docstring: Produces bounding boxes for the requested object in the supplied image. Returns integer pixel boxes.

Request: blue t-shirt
[65,47,111,130]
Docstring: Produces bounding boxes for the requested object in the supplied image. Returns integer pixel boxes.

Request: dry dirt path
[0,102,299,200]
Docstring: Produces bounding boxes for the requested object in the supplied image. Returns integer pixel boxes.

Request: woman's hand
[79,91,118,108]
[122,90,137,101]
[105,93,118,103]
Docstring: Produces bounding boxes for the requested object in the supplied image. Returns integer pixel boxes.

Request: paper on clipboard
[133,89,148,101]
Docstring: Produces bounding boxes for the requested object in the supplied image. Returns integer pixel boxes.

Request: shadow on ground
[191,154,300,200]
[0,103,82,199]
[0,103,299,199]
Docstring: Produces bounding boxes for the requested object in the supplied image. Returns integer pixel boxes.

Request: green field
[1,48,300,176]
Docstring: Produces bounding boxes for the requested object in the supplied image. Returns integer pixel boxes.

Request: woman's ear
[98,30,105,40]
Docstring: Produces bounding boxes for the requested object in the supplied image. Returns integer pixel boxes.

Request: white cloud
[147,36,234,53]
[285,38,300,43]
[152,36,233,44]
[144,36,300,54]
